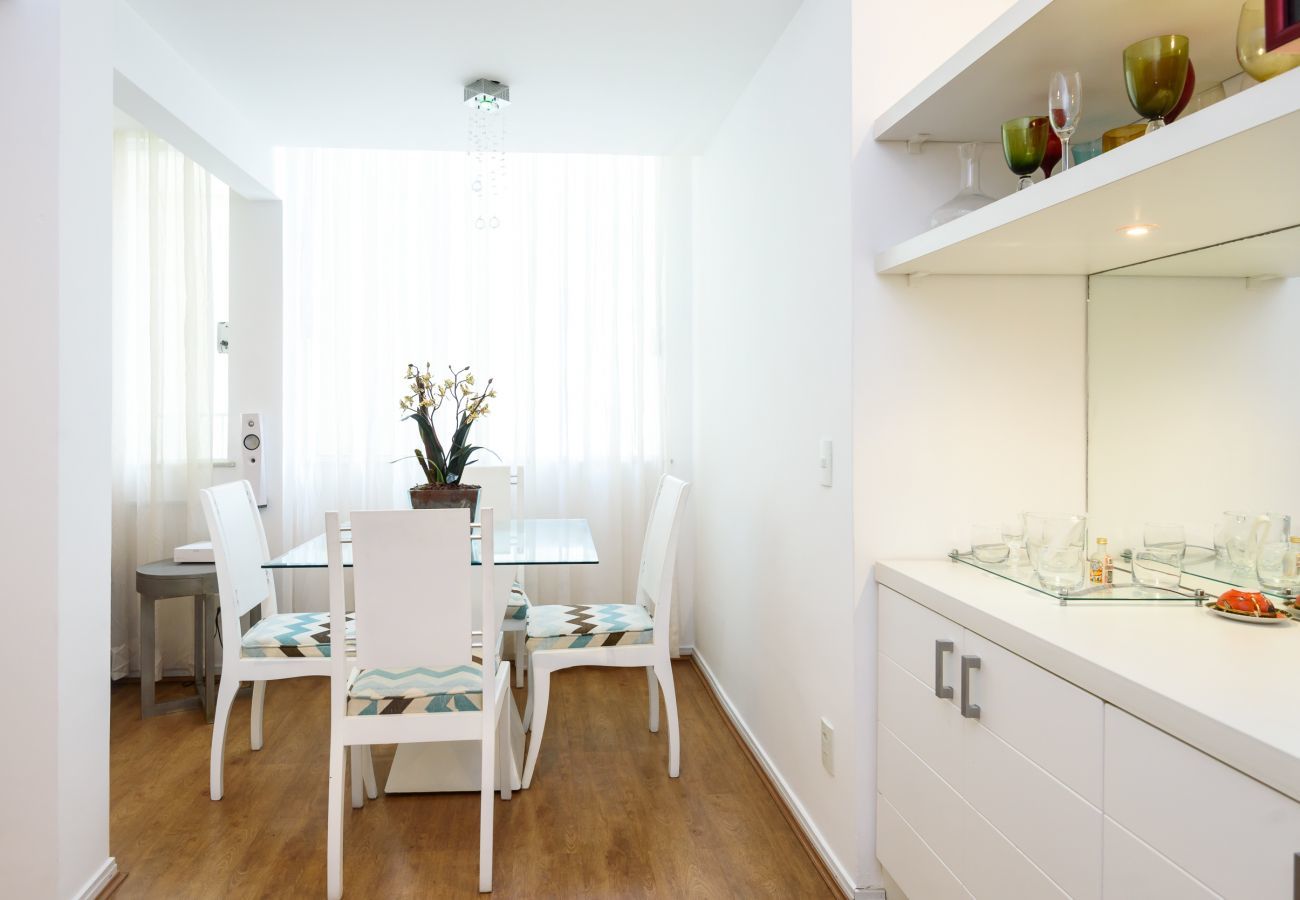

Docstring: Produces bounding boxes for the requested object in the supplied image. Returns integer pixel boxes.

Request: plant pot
[409,483,481,519]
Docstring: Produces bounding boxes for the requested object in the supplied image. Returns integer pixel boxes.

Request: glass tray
[949,550,1210,605]
[1127,545,1299,605]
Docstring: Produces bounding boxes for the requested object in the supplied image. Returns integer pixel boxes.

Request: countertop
[877,559,1300,803]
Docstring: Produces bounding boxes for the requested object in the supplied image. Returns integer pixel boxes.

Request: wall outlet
[820,718,834,775]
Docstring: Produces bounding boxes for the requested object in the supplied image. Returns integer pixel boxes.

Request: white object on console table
[877,559,1300,804]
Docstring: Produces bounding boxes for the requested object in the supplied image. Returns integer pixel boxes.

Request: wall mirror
[1087,224,1300,599]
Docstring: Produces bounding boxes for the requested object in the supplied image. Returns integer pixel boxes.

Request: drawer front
[879,584,963,704]
[1105,706,1300,899]
[877,793,972,900]
[879,724,1068,900]
[879,653,963,788]
[963,630,1103,807]
[1103,817,1220,899]
[961,715,1102,900]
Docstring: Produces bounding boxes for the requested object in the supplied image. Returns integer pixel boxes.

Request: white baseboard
[692,649,866,899]
[72,857,117,900]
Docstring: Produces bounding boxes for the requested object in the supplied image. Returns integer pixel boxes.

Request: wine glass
[1048,72,1082,171]
[1001,116,1049,191]
[1123,35,1190,133]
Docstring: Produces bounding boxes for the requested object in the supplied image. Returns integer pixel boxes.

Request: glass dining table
[264,517,598,794]
[264,517,600,569]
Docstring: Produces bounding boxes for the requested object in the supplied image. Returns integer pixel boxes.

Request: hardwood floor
[110,659,837,898]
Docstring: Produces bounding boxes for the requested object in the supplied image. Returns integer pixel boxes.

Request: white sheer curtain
[276,148,665,611]
[110,131,226,679]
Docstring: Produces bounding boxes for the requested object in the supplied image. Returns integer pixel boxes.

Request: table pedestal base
[383,693,526,793]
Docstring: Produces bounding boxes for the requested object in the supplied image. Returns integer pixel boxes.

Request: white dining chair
[521,475,690,788]
[325,506,514,897]
[201,479,375,802]
[470,464,531,686]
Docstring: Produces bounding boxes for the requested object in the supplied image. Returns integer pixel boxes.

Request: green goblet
[1123,35,1190,133]
[1001,116,1049,191]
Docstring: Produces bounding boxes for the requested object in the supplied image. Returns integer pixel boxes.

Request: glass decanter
[930,142,995,228]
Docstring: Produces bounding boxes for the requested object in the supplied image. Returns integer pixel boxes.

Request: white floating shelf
[873,0,1242,144]
[875,70,1300,277]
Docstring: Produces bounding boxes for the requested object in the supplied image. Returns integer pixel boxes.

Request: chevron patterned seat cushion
[346,663,484,715]
[240,612,355,658]
[505,580,530,622]
[525,604,654,652]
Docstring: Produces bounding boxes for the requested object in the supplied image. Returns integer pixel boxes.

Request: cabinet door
[1105,705,1300,899]
[879,724,1068,900]
[963,631,1103,806]
[958,631,1104,899]
[1103,817,1220,899]
[879,584,963,706]
[877,792,972,900]
[879,651,963,789]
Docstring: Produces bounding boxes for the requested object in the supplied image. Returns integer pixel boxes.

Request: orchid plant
[400,364,497,486]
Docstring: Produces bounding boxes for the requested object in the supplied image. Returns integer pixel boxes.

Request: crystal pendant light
[465,79,509,230]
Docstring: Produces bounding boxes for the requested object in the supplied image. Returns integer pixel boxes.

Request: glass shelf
[949,550,1209,606]
[1123,545,1300,605]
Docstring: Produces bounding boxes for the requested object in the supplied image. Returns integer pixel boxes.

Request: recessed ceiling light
[1118,223,1157,238]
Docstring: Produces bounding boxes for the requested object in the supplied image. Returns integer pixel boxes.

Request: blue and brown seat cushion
[525,603,654,652]
[505,580,530,622]
[346,663,484,715]
[240,611,355,658]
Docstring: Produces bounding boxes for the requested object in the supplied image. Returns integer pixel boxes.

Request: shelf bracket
[906,133,931,155]
[1246,274,1281,290]
[907,272,931,288]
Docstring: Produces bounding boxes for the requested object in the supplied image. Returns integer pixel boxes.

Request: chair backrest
[469,465,509,514]
[468,463,525,610]
[201,480,277,641]
[636,475,691,645]
[327,507,496,677]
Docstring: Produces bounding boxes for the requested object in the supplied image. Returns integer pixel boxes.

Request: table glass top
[264,518,598,569]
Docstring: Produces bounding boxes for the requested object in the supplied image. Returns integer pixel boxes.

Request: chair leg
[521,665,551,789]
[647,666,659,733]
[250,680,267,751]
[209,674,240,800]
[513,630,526,688]
[654,661,681,778]
[479,725,494,892]
[361,746,378,800]
[522,662,534,732]
[350,746,365,809]
[327,738,346,900]
[498,709,512,801]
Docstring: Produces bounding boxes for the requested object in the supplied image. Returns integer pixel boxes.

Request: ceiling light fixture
[1119,223,1157,238]
[464,78,511,112]
[464,79,510,230]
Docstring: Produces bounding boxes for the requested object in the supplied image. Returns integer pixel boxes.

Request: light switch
[819,439,833,487]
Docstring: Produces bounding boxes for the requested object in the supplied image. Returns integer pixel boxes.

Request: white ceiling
[124,0,803,155]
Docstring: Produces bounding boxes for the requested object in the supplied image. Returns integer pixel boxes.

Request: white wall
[0,0,115,896]
[850,0,1087,889]
[660,155,696,647]
[691,0,859,889]
[1088,275,1300,548]
[214,197,286,579]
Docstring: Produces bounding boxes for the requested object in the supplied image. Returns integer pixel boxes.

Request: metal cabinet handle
[960,655,981,719]
[934,640,954,699]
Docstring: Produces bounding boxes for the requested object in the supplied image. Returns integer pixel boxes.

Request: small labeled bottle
[1089,537,1113,585]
